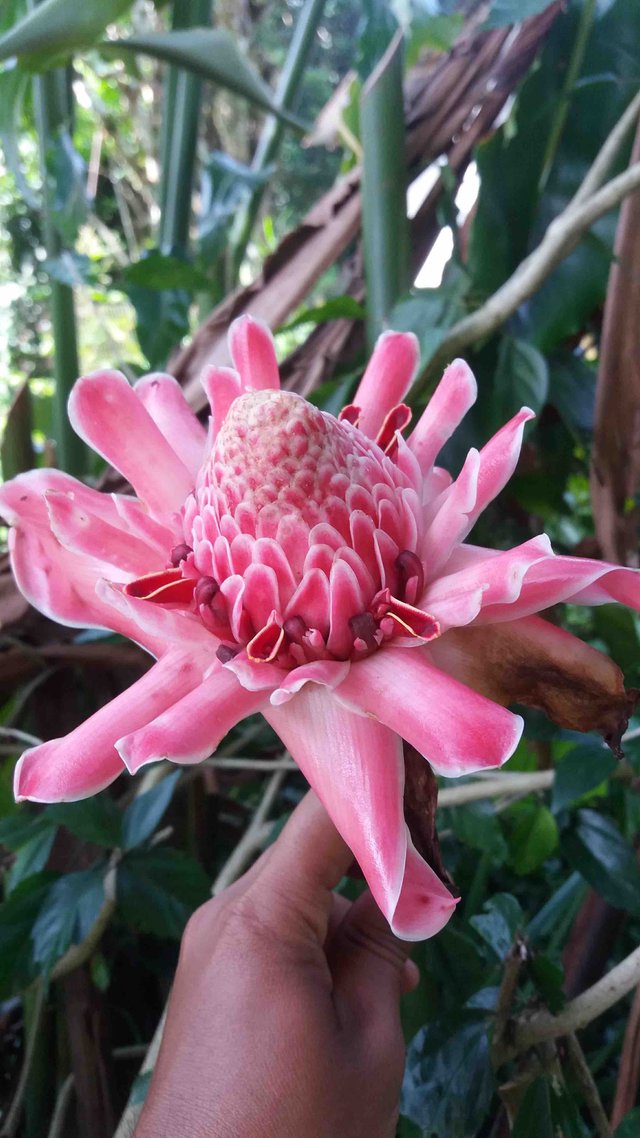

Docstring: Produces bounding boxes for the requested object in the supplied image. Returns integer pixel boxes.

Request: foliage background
[1,0,640,1135]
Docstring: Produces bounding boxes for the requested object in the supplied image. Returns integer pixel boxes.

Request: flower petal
[408,358,477,473]
[228,316,280,392]
[352,331,419,440]
[334,647,523,776]
[135,372,207,478]
[478,554,640,623]
[421,448,480,576]
[200,365,242,438]
[430,615,637,752]
[68,369,194,516]
[462,407,534,538]
[45,490,158,577]
[265,685,456,940]
[14,650,204,802]
[116,664,268,772]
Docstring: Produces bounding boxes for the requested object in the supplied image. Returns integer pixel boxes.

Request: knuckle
[342,918,409,971]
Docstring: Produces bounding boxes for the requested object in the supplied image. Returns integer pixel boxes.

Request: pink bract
[2,316,639,940]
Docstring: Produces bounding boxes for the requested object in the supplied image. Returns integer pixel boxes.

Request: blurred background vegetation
[2,0,640,1135]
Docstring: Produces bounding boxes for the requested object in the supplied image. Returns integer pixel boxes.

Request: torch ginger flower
[2,317,639,940]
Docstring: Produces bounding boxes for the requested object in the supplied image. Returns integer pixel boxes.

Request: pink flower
[2,316,639,940]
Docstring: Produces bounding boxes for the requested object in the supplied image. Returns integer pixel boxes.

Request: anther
[395,550,424,605]
[216,644,239,663]
[170,543,192,566]
[195,576,219,607]
[348,612,378,652]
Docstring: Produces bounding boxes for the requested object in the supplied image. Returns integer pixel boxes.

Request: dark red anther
[170,542,192,566]
[349,612,378,652]
[395,550,424,605]
[283,616,307,645]
[195,576,219,608]
[216,644,239,664]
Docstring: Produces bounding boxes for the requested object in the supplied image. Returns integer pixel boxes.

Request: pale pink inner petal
[352,331,419,440]
[116,664,268,772]
[68,369,194,516]
[45,490,159,578]
[408,358,477,473]
[478,553,640,624]
[14,650,205,803]
[266,684,456,940]
[334,647,523,776]
[228,315,281,392]
[422,535,554,624]
[421,448,480,577]
[200,365,242,439]
[460,407,534,539]
[135,373,207,478]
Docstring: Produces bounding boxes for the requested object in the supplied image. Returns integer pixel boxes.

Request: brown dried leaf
[403,743,456,891]
[430,615,639,755]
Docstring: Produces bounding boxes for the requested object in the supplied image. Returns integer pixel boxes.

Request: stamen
[375,404,412,456]
[338,404,361,428]
[195,576,220,607]
[395,550,424,606]
[124,569,196,605]
[349,612,378,652]
[385,596,440,641]
[216,644,239,663]
[169,542,192,566]
[247,618,285,663]
[283,616,307,645]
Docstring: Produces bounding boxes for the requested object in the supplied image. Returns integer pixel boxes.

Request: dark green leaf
[199,150,270,262]
[528,872,586,944]
[406,14,464,67]
[0,66,37,206]
[0,0,134,66]
[616,1108,640,1137]
[355,0,398,78]
[465,986,499,1011]
[0,873,56,998]
[402,1020,495,1137]
[43,251,94,287]
[552,744,617,813]
[492,336,548,430]
[388,266,469,369]
[31,864,107,969]
[47,128,87,243]
[512,1078,553,1138]
[562,809,640,914]
[548,352,596,434]
[109,30,305,128]
[483,0,557,30]
[127,283,191,370]
[529,953,565,1014]
[593,604,640,679]
[508,804,559,875]
[123,252,210,292]
[122,770,180,850]
[470,893,524,959]
[448,801,508,862]
[0,811,54,852]
[280,296,366,332]
[117,847,209,939]
[6,827,56,894]
[45,794,123,848]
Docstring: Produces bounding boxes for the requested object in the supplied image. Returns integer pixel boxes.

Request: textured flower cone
[2,316,640,940]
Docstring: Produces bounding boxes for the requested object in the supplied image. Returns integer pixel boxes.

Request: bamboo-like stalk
[360,29,410,346]
[229,0,327,282]
[31,61,86,476]
[158,0,211,256]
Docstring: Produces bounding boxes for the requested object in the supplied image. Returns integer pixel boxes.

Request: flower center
[126,390,439,666]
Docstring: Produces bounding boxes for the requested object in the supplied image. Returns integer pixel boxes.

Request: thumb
[329,889,419,1009]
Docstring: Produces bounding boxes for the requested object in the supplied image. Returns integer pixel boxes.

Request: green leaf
[387,266,469,369]
[0,873,55,998]
[528,871,587,944]
[483,0,556,30]
[6,826,56,894]
[0,65,37,206]
[121,770,180,851]
[512,1078,553,1138]
[44,794,123,848]
[47,128,87,244]
[593,604,640,678]
[616,1108,640,1137]
[402,1020,495,1137]
[470,893,524,959]
[547,352,596,434]
[43,251,94,287]
[280,296,366,332]
[108,30,305,129]
[0,811,54,852]
[0,0,134,67]
[123,252,211,292]
[529,953,565,1014]
[31,864,107,969]
[405,14,464,67]
[117,847,209,939]
[509,803,559,875]
[448,801,508,862]
[551,744,617,813]
[493,337,548,430]
[562,809,640,914]
[127,282,191,370]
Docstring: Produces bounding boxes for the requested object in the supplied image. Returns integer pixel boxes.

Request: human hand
[135,791,419,1138]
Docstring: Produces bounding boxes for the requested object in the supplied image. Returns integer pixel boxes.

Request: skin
[135,792,419,1138]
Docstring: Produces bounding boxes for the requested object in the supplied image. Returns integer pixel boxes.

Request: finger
[330,889,414,1012]
[247,790,354,942]
[327,892,352,945]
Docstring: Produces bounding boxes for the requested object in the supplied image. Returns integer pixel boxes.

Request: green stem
[31,63,86,476]
[158,0,212,256]
[360,30,410,347]
[539,0,597,192]
[229,0,327,281]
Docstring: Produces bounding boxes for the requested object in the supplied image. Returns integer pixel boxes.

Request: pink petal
[68,369,194,516]
[45,490,158,578]
[96,579,213,658]
[200,365,242,438]
[334,647,523,776]
[228,316,280,392]
[422,535,554,627]
[462,407,534,538]
[352,331,419,440]
[135,373,207,478]
[327,559,365,658]
[269,659,351,706]
[14,650,204,802]
[408,358,477,473]
[116,664,268,772]
[266,685,456,940]
[421,448,480,577]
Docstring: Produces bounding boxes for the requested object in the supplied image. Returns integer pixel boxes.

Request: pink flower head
[2,316,639,940]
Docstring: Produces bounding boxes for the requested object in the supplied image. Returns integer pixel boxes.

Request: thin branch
[46,1072,75,1138]
[204,756,297,772]
[0,725,42,748]
[213,768,287,895]
[572,86,640,207]
[438,771,554,808]
[421,158,640,385]
[0,980,46,1138]
[492,937,529,1065]
[500,943,640,1063]
[564,1032,614,1138]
